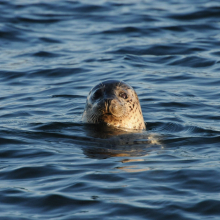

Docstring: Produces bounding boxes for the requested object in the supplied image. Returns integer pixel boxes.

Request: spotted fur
[82,80,146,130]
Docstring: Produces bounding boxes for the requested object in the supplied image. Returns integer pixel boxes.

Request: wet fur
[82,80,146,130]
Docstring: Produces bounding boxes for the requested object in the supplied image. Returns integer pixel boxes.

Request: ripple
[33,51,61,58]
[169,6,220,21]
[29,67,90,78]
[1,0,220,219]
[169,56,215,68]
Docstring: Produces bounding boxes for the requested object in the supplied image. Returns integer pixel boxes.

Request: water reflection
[116,165,151,173]
[115,158,151,173]
[82,124,163,161]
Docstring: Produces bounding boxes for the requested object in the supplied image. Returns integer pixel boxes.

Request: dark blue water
[1,0,220,219]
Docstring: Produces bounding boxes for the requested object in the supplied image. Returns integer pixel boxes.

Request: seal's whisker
[91,113,100,123]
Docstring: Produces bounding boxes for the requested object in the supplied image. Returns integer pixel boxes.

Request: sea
[1,0,220,219]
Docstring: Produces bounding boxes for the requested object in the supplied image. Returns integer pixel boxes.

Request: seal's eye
[119,92,127,99]
[93,89,102,100]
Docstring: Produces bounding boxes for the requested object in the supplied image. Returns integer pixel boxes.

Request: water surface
[1,0,220,219]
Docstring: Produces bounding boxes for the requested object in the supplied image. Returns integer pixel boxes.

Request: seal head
[82,80,146,130]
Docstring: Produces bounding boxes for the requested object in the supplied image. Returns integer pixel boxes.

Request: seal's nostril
[105,99,112,113]
[107,99,112,106]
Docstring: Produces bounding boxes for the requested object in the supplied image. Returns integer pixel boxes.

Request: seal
[82,80,146,130]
